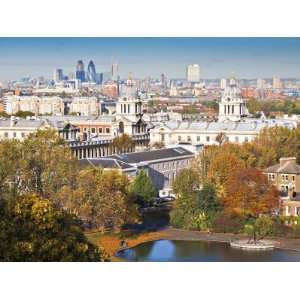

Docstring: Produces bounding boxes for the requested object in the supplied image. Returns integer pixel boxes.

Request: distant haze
[0,37,300,80]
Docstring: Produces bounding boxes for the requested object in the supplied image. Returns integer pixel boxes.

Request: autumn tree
[112,134,134,154]
[223,167,279,218]
[0,194,107,261]
[57,168,139,231]
[21,129,79,200]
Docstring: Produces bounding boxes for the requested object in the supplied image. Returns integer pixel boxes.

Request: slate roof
[109,147,194,164]
[265,161,300,174]
[80,158,134,170]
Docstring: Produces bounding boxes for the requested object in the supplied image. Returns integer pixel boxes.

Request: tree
[171,171,221,231]
[112,134,134,154]
[195,183,222,216]
[21,129,79,200]
[0,194,108,261]
[14,110,35,118]
[215,132,227,146]
[129,169,157,205]
[172,168,200,198]
[223,167,279,218]
[244,215,274,244]
[57,168,139,231]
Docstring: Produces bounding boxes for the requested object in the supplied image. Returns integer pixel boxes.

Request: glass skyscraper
[76,60,85,82]
[87,60,97,82]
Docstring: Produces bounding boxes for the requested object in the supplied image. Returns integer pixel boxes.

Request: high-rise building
[53,69,63,82]
[76,60,85,82]
[220,78,227,89]
[257,78,265,89]
[161,73,167,88]
[111,63,119,81]
[272,76,281,89]
[87,60,97,83]
[186,64,200,82]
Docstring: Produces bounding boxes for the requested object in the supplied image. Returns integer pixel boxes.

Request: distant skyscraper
[111,63,119,81]
[257,78,265,89]
[272,76,281,89]
[220,78,227,89]
[76,60,85,82]
[87,60,97,83]
[186,64,200,82]
[161,73,167,88]
[53,69,63,82]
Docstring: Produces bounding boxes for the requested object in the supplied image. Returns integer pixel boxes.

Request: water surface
[117,239,300,262]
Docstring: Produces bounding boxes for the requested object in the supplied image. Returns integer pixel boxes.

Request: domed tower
[218,75,248,122]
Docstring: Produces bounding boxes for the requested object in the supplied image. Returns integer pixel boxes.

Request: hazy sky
[0,37,300,80]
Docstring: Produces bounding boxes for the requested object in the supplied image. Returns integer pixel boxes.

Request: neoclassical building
[150,77,298,149]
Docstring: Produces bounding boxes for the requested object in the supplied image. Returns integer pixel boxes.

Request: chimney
[279,157,296,167]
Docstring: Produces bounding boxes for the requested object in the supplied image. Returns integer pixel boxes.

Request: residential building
[265,157,300,216]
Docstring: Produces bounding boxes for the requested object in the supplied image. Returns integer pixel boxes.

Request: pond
[117,239,300,262]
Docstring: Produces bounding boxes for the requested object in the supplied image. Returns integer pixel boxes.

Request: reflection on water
[117,239,300,262]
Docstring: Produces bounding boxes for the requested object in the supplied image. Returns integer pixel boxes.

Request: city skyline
[0,37,300,81]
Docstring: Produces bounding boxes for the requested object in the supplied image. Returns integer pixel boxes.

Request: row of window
[286,206,300,216]
[83,127,110,134]
[176,135,249,143]
[1,131,26,138]
[268,173,296,181]
[152,159,189,171]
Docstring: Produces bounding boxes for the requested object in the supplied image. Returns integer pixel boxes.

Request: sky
[0,37,300,81]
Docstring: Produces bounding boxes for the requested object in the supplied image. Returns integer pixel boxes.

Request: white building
[220,78,227,89]
[186,64,200,82]
[149,76,298,149]
[273,76,282,89]
[4,95,65,116]
[69,97,101,116]
[218,77,248,122]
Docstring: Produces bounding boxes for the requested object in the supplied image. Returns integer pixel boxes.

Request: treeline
[247,98,300,116]
[171,124,300,239]
[0,130,142,261]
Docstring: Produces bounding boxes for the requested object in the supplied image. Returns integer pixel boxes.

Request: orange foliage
[223,167,279,217]
[90,231,167,259]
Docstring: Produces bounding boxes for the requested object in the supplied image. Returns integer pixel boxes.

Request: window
[206,136,210,142]
[296,207,300,216]
[106,128,110,133]
[197,136,200,142]
[272,174,275,180]
[292,175,295,181]
[83,127,87,132]
[91,128,96,133]
[161,133,165,142]
[13,132,16,138]
[99,128,103,133]
[187,136,191,142]
[21,132,25,138]
[244,137,248,142]
[178,135,181,142]
[285,175,288,181]
[282,175,285,181]
[235,136,239,142]
[4,132,8,138]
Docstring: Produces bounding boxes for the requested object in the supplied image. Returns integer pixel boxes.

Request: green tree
[14,110,35,118]
[129,169,157,205]
[244,216,274,244]
[0,194,108,261]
